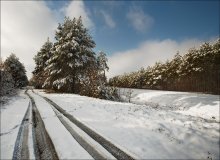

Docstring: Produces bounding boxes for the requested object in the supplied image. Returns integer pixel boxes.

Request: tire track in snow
[26,92,59,160]
[0,125,19,136]
[40,94,135,160]
[52,106,109,160]
[12,100,30,160]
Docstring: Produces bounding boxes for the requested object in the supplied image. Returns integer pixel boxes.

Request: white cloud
[100,10,116,28]
[1,0,93,79]
[1,1,57,79]
[127,7,154,32]
[107,39,207,78]
[64,1,94,29]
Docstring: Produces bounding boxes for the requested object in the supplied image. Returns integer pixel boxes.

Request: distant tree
[4,54,28,88]
[97,51,109,83]
[28,76,37,87]
[33,38,53,88]
[108,39,220,94]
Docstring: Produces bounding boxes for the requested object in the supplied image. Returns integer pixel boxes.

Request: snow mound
[119,88,220,122]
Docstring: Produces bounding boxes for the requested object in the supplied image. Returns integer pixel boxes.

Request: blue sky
[46,0,219,54]
[2,0,219,78]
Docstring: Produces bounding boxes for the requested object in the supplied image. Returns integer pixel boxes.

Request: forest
[109,39,220,94]
[30,16,118,100]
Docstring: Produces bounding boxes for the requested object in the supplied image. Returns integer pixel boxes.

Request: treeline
[30,17,118,100]
[109,39,220,94]
[0,54,28,96]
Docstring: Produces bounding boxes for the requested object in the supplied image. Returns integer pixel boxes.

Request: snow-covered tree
[164,52,182,90]
[33,38,53,88]
[4,54,28,88]
[0,60,15,96]
[0,70,15,96]
[97,51,109,83]
[108,39,220,94]
[44,17,96,93]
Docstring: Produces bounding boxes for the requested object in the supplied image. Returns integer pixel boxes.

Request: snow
[0,90,29,159]
[60,112,116,159]
[119,88,220,122]
[50,70,57,75]
[68,53,73,57]
[36,89,220,159]
[1,89,219,159]
[28,91,93,159]
[28,102,35,160]
[68,63,73,68]
[52,78,68,89]
[67,32,72,38]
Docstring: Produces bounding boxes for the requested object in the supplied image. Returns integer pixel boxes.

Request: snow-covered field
[1,89,219,159]
[37,89,219,159]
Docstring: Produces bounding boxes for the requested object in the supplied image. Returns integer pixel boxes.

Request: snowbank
[119,88,220,122]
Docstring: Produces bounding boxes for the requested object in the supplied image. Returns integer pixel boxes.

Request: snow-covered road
[1,90,136,159]
[1,89,219,159]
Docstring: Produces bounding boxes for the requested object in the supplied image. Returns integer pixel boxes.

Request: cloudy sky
[1,1,219,79]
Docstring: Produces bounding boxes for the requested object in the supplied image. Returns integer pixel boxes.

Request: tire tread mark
[52,106,108,160]
[12,100,30,160]
[26,92,59,160]
[42,96,135,160]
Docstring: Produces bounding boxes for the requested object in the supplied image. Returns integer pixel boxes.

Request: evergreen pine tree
[0,60,15,96]
[97,51,109,83]
[33,38,53,88]
[108,39,220,94]
[0,70,15,96]
[4,54,28,88]
[44,17,96,93]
